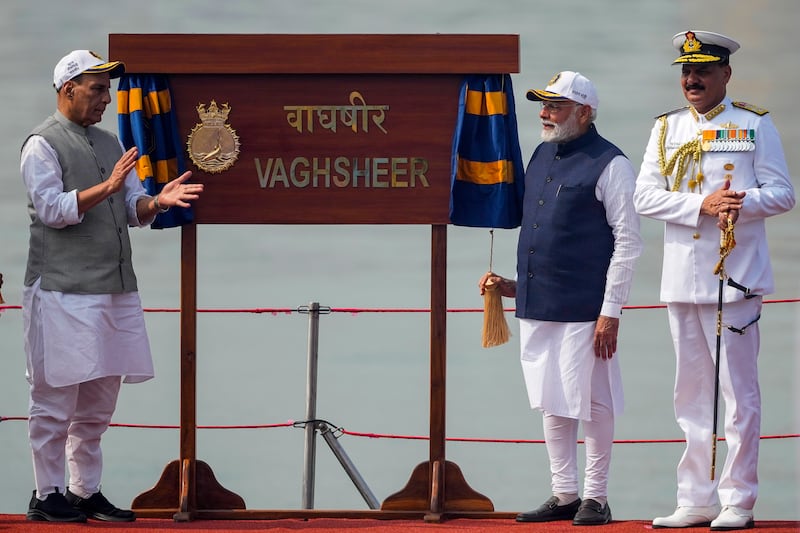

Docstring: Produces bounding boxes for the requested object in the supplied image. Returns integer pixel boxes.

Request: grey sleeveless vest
[24,112,138,294]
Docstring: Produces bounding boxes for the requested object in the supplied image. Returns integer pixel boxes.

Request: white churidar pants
[520,319,617,499]
[541,360,614,499]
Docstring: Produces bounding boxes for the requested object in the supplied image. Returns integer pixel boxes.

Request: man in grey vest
[479,71,641,525]
[20,50,203,522]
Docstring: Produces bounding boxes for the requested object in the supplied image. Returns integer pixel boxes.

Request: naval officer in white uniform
[634,30,795,530]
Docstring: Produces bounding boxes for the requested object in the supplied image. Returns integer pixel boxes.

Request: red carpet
[1,516,798,532]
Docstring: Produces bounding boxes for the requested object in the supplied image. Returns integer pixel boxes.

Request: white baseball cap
[526,71,599,110]
[53,50,125,90]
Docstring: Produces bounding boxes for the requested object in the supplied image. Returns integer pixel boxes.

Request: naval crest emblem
[187,100,241,173]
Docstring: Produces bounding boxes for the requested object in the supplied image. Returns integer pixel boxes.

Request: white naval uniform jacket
[635,97,795,304]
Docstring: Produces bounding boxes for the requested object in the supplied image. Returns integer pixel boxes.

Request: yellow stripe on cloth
[155,158,178,184]
[456,158,515,185]
[135,154,155,183]
[116,87,172,115]
[136,155,179,184]
[146,87,172,113]
[465,89,507,116]
[125,88,144,113]
[117,90,131,114]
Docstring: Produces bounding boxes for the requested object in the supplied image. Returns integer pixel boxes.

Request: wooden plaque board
[169,73,456,224]
[109,33,519,522]
[111,34,519,225]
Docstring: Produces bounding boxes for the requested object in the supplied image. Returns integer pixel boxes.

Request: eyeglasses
[539,102,582,112]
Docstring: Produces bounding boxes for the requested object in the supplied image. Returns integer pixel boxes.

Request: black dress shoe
[516,496,581,522]
[65,489,136,522]
[27,490,87,522]
[572,498,612,525]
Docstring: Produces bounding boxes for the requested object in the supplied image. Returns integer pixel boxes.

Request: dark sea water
[1,0,797,519]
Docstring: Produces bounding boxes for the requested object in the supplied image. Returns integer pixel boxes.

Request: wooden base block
[132,459,245,512]
[381,460,493,514]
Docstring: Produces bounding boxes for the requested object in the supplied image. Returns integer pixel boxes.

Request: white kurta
[520,319,623,421]
[23,279,154,387]
[21,134,156,388]
[519,155,641,421]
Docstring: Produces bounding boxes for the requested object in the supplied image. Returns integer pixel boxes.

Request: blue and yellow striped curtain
[117,74,193,229]
[450,74,524,229]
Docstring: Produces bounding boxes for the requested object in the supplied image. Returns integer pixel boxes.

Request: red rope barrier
[337,429,800,445]
[1,416,796,445]
[110,421,296,430]
[3,302,798,444]
[2,299,799,315]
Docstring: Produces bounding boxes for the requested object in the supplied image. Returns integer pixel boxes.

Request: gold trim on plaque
[187,100,241,173]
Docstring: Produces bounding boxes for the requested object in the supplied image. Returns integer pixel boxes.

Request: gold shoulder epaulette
[655,106,689,119]
[732,101,769,115]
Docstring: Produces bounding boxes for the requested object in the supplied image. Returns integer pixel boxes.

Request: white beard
[540,109,582,143]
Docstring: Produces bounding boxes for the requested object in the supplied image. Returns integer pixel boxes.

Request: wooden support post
[381,226,492,519]
[132,224,244,518]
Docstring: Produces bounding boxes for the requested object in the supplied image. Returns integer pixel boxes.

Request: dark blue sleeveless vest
[515,124,623,322]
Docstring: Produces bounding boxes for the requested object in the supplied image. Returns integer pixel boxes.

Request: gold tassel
[482,279,511,348]
[481,230,510,348]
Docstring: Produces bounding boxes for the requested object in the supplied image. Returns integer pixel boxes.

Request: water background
[1,0,798,519]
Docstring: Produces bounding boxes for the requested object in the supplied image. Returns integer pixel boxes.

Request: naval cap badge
[682,31,702,53]
[187,100,241,174]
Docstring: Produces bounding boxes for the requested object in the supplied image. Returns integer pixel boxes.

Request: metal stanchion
[301,302,322,509]
[298,302,378,510]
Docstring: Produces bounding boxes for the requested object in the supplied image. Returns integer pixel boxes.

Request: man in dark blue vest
[479,71,641,525]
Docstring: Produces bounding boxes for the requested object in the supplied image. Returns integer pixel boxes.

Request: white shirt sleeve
[21,135,150,228]
[596,155,643,318]
[20,135,81,228]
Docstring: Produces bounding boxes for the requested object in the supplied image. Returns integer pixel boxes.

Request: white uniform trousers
[542,356,615,500]
[667,297,762,510]
[28,376,121,498]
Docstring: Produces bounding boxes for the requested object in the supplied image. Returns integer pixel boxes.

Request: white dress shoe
[652,505,721,528]
[710,506,754,531]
